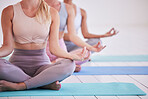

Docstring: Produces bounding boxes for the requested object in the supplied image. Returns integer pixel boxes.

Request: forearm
[69,34,92,50]
[49,45,72,60]
[83,28,118,39]
[83,33,107,39]
[0,45,13,57]
[63,33,70,41]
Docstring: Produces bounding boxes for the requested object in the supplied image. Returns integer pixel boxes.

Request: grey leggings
[0,49,75,89]
[65,38,101,52]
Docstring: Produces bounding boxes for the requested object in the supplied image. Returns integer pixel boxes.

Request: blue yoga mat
[73,66,148,75]
[0,83,146,97]
[90,55,148,62]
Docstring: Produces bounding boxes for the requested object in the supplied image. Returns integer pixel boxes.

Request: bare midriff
[14,42,46,50]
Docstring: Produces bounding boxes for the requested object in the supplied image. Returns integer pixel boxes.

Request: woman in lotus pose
[45,0,106,72]
[0,0,91,91]
[63,0,118,52]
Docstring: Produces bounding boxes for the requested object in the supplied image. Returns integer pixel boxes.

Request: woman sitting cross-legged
[0,0,91,92]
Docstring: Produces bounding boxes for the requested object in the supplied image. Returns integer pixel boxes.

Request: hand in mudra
[105,28,119,37]
[89,41,106,52]
[70,47,91,61]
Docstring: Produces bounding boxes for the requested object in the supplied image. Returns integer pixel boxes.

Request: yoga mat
[90,55,148,62]
[0,83,146,97]
[73,66,148,75]
[3,55,148,62]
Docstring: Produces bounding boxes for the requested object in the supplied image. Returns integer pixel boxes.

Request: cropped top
[12,2,51,44]
[59,2,68,32]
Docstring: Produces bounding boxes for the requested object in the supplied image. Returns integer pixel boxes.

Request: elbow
[9,47,13,53]
[83,35,89,39]
[49,47,55,55]
[6,45,13,56]
[69,34,75,41]
[49,44,59,56]
[83,32,91,39]
[8,44,14,52]
[1,44,14,57]
[83,34,90,39]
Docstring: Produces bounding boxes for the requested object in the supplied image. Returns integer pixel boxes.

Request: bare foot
[74,65,81,72]
[88,58,91,62]
[51,60,56,64]
[40,81,61,90]
[0,80,26,92]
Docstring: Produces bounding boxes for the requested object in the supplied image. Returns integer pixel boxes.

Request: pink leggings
[46,38,89,65]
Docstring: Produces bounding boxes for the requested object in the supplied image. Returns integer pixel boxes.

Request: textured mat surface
[0,83,146,97]
[90,55,148,62]
[73,66,148,75]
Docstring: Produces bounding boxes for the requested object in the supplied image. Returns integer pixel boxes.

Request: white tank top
[64,5,82,34]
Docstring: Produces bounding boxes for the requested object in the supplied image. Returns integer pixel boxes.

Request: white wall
[0,0,148,45]
[73,0,148,27]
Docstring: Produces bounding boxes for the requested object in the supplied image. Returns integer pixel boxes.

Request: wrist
[67,53,73,60]
[102,34,107,37]
[86,45,93,51]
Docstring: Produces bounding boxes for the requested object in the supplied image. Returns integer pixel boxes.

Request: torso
[72,4,82,33]
[14,42,47,50]
[13,2,51,50]
[45,1,68,39]
[59,2,68,39]
[64,3,82,41]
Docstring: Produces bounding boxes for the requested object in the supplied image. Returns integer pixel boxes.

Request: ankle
[17,83,27,90]
[74,65,81,72]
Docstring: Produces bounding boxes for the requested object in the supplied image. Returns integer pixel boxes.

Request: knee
[0,65,6,79]
[0,67,6,77]
[65,59,75,73]
[59,59,75,76]
[0,59,6,70]
[0,59,10,76]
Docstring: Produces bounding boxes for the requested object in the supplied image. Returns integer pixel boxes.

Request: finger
[102,45,106,49]
[113,30,119,35]
[82,48,88,58]
[72,54,82,61]
[97,45,106,52]
[84,51,91,60]
[109,30,115,35]
[116,31,119,34]
[111,29,118,35]
[81,47,86,54]
[97,41,101,48]
[109,28,114,33]
[113,29,117,34]
[113,30,116,34]
[81,47,87,59]
[91,47,98,52]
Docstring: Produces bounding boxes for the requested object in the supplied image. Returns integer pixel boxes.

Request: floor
[0,26,148,99]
